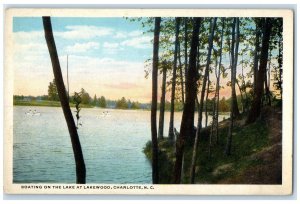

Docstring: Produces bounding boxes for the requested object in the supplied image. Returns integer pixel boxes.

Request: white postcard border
[4,8,294,195]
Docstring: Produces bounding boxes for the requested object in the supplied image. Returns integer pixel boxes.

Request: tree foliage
[48,79,59,101]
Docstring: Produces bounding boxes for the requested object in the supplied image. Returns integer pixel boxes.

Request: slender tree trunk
[264,70,270,106]
[168,17,181,141]
[215,18,225,144]
[241,57,248,112]
[208,55,219,157]
[190,17,217,184]
[225,17,240,155]
[42,17,86,184]
[246,18,273,124]
[151,17,161,184]
[158,63,167,139]
[237,80,245,112]
[205,74,210,128]
[225,108,234,155]
[268,53,271,90]
[181,153,185,183]
[278,37,283,100]
[264,50,272,106]
[231,17,240,118]
[184,20,197,141]
[173,18,201,184]
[184,18,188,88]
[178,41,185,105]
[253,19,262,94]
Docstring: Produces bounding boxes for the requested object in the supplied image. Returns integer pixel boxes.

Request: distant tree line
[14,80,150,110]
[14,91,232,112]
[47,80,145,109]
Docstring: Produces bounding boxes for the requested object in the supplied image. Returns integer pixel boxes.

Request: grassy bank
[144,107,282,184]
[14,100,93,108]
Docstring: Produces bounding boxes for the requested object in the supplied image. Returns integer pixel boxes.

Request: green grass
[14,100,93,108]
[144,117,270,184]
[189,120,269,183]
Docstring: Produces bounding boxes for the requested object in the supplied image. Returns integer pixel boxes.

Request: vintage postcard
[4,8,293,195]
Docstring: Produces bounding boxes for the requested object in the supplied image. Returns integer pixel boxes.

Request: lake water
[13,106,224,184]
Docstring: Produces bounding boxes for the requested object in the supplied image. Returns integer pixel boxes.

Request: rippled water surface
[13,106,223,184]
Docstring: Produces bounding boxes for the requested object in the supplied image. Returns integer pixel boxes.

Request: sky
[13,17,154,103]
[12,17,280,103]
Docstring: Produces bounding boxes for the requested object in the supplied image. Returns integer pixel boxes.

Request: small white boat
[99,111,111,118]
[32,110,41,116]
[25,109,33,115]
[25,110,41,116]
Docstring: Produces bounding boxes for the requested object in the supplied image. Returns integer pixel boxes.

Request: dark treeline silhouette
[142,16,283,184]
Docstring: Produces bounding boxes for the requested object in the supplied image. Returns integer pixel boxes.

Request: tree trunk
[215,18,225,144]
[178,40,185,105]
[278,36,283,100]
[231,17,240,118]
[237,80,245,113]
[173,17,201,184]
[253,19,262,94]
[225,17,240,155]
[241,57,248,112]
[246,18,273,124]
[168,17,181,141]
[158,63,167,139]
[42,17,86,184]
[185,19,196,140]
[185,18,197,139]
[205,74,210,128]
[208,55,219,157]
[190,17,217,184]
[151,17,161,184]
[184,18,188,88]
[264,50,272,106]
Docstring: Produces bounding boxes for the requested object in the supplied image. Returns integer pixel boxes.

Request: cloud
[120,36,152,49]
[103,42,119,49]
[128,30,143,37]
[14,26,113,41]
[113,32,127,39]
[113,30,143,39]
[56,55,145,78]
[13,42,48,54]
[13,31,48,56]
[13,31,44,42]
[65,42,100,53]
[55,25,113,39]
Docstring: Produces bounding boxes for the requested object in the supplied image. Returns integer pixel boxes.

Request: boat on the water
[25,109,41,116]
[99,111,111,118]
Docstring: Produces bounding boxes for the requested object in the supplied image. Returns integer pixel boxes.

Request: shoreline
[13,100,149,111]
[13,102,229,115]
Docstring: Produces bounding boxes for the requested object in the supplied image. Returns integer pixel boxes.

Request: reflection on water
[13,106,225,184]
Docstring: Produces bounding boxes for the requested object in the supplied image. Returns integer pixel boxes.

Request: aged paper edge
[4,8,294,195]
